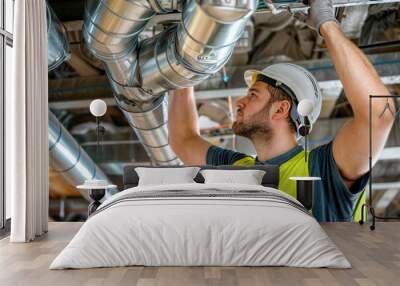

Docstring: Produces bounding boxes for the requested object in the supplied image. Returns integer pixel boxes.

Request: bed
[50,165,350,269]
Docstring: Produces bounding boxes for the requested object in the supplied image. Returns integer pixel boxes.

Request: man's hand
[303,0,338,36]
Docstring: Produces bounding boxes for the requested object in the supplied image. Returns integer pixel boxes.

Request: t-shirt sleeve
[309,141,369,221]
[206,145,251,166]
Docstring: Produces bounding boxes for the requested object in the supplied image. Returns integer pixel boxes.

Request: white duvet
[50,183,351,269]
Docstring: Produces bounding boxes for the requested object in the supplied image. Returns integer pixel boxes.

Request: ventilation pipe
[48,112,112,200]
[46,4,113,199]
[83,0,257,165]
[47,4,70,71]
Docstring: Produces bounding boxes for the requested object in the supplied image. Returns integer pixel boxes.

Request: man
[168,0,395,221]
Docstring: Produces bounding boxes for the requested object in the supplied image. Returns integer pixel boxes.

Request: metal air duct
[83,0,256,165]
[47,4,70,71]
[48,112,113,200]
[46,3,113,199]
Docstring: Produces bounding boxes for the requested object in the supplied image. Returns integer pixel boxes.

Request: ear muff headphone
[298,120,311,137]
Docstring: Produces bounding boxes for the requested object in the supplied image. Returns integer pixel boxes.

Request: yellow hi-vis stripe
[233,157,256,167]
[278,151,309,199]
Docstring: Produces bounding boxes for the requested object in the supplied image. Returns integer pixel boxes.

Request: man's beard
[232,101,273,140]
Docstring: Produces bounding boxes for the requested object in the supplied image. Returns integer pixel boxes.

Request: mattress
[50,183,351,269]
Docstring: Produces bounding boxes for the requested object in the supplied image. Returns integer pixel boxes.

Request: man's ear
[272,100,291,120]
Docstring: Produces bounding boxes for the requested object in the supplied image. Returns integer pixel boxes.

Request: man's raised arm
[168,87,211,165]
[309,0,395,186]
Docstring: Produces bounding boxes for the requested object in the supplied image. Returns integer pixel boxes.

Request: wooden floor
[0,222,399,286]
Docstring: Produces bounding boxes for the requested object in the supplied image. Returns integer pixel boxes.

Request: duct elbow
[83,0,154,60]
[139,0,257,95]
[174,0,257,74]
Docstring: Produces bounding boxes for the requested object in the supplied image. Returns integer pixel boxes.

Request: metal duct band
[103,40,139,87]
[139,27,207,96]
[83,0,154,59]
[48,112,113,199]
[47,5,70,71]
[176,0,256,73]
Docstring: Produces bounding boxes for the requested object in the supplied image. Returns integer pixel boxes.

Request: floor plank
[0,222,399,286]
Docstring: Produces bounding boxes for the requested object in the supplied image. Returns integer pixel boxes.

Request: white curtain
[7,0,49,242]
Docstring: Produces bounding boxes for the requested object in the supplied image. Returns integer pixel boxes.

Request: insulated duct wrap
[48,112,112,199]
[84,0,256,165]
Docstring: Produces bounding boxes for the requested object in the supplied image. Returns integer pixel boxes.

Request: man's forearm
[169,87,200,140]
[320,22,393,120]
[168,87,211,165]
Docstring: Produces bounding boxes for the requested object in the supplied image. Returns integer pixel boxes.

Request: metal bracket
[257,0,400,14]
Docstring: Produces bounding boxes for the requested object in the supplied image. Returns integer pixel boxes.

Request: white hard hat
[244,63,322,136]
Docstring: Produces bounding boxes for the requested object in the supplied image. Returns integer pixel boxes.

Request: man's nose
[236,97,247,109]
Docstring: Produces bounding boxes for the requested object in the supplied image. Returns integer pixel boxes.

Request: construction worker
[168,0,395,221]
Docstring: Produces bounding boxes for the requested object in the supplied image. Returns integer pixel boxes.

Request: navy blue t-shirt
[206,142,369,222]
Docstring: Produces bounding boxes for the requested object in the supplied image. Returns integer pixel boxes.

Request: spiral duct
[48,112,112,200]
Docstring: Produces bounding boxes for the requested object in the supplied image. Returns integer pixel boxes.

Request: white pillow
[135,167,201,186]
[200,169,266,185]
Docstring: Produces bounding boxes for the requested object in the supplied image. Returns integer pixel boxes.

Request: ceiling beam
[63,20,83,32]
[380,147,400,160]
[49,97,117,110]
[49,75,111,101]
[49,52,400,103]
[194,75,400,101]
[66,46,102,77]
[371,182,400,191]
[373,189,399,212]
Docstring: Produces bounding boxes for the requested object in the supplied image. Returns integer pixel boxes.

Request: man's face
[232,81,274,139]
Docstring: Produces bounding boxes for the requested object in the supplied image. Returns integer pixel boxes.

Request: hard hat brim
[244,69,266,87]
